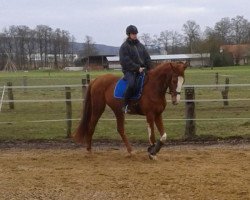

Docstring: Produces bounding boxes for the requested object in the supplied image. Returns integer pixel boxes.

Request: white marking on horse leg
[149,154,157,160]
[147,124,153,145]
[176,76,184,103]
[160,133,167,143]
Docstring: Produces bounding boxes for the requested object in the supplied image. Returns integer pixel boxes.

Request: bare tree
[182,20,201,53]
[51,28,62,69]
[151,34,161,54]
[0,25,75,70]
[139,33,152,49]
[16,25,31,70]
[82,35,98,57]
[81,35,98,70]
[61,30,70,68]
[26,29,36,69]
[159,30,171,53]
[231,15,249,44]
[3,27,16,69]
[214,17,232,44]
[36,25,52,68]
[169,31,183,54]
[69,35,76,65]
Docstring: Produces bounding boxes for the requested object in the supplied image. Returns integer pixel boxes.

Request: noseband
[166,72,181,96]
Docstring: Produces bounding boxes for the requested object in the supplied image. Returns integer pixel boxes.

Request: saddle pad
[114,75,144,100]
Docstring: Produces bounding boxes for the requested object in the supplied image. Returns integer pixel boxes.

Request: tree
[82,35,98,57]
[151,34,161,54]
[82,35,98,70]
[159,30,171,53]
[169,31,183,54]
[69,35,76,65]
[35,25,52,68]
[26,29,36,69]
[140,33,152,49]
[182,20,201,53]
[61,30,70,68]
[0,25,74,70]
[51,28,62,69]
[214,17,232,44]
[231,15,249,44]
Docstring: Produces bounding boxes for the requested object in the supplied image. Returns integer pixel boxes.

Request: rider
[119,25,152,113]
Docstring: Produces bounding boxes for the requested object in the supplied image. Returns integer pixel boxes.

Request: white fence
[0,83,250,118]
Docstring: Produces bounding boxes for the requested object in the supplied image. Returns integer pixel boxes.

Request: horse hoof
[147,144,155,154]
[126,151,134,157]
[148,154,157,160]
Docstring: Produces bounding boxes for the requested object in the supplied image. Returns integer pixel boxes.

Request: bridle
[166,71,182,96]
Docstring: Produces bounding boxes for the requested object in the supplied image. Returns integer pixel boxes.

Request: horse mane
[150,61,186,77]
[148,62,173,78]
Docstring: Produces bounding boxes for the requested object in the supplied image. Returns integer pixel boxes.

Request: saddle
[114,74,145,100]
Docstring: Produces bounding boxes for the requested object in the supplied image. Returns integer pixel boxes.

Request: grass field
[0,65,250,141]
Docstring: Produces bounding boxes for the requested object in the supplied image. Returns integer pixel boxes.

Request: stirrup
[122,105,129,114]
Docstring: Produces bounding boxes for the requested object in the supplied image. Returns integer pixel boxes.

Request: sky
[0,0,250,46]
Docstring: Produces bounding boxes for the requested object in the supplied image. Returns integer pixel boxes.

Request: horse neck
[147,65,173,95]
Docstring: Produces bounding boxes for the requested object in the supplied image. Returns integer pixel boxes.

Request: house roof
[107,53,210,62]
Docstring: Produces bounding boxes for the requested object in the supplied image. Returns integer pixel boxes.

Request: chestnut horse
[73,61,187,158]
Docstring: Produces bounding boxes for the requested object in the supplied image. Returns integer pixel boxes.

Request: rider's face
[129,33,137,40]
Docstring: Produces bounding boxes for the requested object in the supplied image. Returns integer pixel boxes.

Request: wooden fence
[1,73,249,139]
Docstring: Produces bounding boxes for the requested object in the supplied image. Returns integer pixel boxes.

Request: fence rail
[1,83,250,90]
[1,117,250,125]
[1,98,250,103]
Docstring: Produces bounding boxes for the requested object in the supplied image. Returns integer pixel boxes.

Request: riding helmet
[126,25,138,35]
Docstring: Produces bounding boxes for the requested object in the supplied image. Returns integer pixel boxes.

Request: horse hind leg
[114,110,132,154]
[85,102,106,152]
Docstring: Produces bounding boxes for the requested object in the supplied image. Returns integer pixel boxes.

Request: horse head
[169,61,188,105]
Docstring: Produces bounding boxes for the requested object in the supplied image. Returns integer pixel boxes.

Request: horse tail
[72,81,92,144]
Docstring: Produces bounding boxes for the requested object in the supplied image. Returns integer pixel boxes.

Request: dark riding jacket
[119,38,151,73]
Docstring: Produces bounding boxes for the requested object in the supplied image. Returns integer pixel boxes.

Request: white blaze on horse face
[176,76,184,103]
[160,133,167,142]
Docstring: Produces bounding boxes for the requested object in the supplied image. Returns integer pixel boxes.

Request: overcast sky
[0,0,249,46]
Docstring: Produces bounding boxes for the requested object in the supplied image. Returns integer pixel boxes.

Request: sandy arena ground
[0,142,249,200]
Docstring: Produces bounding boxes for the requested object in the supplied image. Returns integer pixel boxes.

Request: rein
[143,63,182,96]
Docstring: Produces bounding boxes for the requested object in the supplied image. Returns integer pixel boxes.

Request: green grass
[0,66,250,142]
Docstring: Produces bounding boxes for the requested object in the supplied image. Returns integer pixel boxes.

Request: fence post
[65,87,72,138]
[221,77,230,106]
[7,82,14,109]
[82,78,87,99]
[185,87,196,139]
[23,76,27,93]
[215,72,219,89]
[82,74,90,99]
[86,74,90,84]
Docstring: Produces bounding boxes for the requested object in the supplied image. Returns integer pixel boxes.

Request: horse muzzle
[172,93,181,105]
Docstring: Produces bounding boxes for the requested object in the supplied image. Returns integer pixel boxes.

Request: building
[81,55,116,70]
[220,44,250,65]
[107,53,211,69]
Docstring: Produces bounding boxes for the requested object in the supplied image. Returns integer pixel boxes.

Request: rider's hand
[139,67,145,73]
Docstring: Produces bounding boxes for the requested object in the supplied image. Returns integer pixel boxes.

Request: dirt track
[0,143,249,200]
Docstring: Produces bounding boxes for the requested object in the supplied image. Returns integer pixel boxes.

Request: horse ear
[170,62,175,69]
[183,61,190,69]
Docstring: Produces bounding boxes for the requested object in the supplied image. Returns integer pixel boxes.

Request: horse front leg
[155,114,167,143]
[146,113,156,145]
[152,114,167,155]
[147,114,167,159]
[146,113,157,159]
